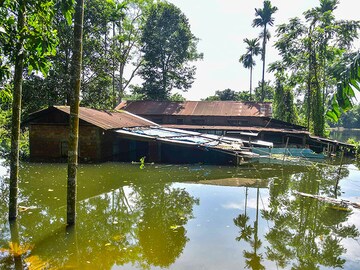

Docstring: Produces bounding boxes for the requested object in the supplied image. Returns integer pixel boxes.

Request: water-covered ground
[0,159,360,269]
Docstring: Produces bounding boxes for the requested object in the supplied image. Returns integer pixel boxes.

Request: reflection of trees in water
[0,182,199,269]
[0,175,9,222]
[263,165,359,269]
[234,187,265,270]
[135,183,199,267]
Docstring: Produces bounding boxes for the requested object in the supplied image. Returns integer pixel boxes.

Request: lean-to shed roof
[26,106,157,130]
[116,101,272,117]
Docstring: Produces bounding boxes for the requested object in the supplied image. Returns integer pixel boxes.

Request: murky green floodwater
[0,159,360,269]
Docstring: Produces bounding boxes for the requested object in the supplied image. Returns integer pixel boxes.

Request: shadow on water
[0,160,359,269]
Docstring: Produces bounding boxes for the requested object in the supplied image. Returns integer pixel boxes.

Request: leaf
[61,0,75,25]
[1,242,33,257]
[24,255,50,270]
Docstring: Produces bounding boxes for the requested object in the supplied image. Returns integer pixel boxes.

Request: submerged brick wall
[29,124,102,162]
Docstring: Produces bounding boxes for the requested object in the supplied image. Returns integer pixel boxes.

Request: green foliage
[329,104,360,128]
[138,2,202,100]
[346,138,360,157]
[169,93,186,102]
[21,0,152,111]
[139,156,145,169]
[212,89,237,101]
[273,78,298,124]
[327,52,360,122]
[0,86,29,160]
[204,89,253,102]
[1,0,59,76]
[271,0,360,136]
[254,81,274,102]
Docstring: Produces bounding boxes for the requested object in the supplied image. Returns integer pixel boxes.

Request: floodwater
[0,159,360,269]
[330,128,360,142]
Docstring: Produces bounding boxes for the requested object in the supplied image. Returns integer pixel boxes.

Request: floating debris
[294,191,360,209]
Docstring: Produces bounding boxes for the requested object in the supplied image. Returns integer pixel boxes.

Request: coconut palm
[239,38,261,101]
[252,0,278,102]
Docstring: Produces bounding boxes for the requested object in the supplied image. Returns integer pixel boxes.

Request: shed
[116,101,355,155]
[25,106,259,165]
[26,106,156,162]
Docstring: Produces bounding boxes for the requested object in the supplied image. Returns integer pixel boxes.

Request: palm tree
[239,38,261,101]
[252,0,278,102]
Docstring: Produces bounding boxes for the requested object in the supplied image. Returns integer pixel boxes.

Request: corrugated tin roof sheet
[56,106,156,129]
[116,101,272,117]
[28,106,156,130]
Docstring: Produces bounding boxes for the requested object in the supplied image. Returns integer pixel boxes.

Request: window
[61,141,68,157]
[191,119,205,125]
[176,118,184,124]
[228,119,249,126]
[150,118,163,124]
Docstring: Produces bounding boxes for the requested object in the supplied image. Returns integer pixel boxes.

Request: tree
[254,80,274,102]
[1,0,61,220]
[252,0,278,102]
[67,0,84,226]
[204,89,239,101]
[139,2,202,100]
[169,93,186,101]
[327,52,360,122]
[239,38,261,100]
[20,0,151,111]
[269,64,298,124]
[272,1,359,136]
[113,0,154,105]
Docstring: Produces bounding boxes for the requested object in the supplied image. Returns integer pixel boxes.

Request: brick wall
[29,124,102,162]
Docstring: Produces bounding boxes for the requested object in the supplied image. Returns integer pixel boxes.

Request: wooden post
[282,137,289,164]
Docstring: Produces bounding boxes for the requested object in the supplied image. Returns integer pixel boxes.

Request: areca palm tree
[252,0,278,102]
[239,38,261,101]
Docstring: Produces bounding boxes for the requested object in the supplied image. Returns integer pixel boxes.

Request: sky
[166,0,360,101]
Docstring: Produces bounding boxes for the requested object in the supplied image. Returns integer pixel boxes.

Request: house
[25,106,258,165]
[116,100,355,155]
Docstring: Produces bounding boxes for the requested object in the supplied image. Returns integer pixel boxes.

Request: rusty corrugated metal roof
[53,106,156,130]
[116,101,272,117]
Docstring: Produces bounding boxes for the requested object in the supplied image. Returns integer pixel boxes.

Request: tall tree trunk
[67,0,84,226]
[306,33,312,131]
[249,65,253,101]
[261,25,267,102]
[118,19,124,105]
[9,0,25,221]
[112,21,116,108]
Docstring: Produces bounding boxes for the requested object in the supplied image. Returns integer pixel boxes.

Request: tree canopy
[138,1,202,100]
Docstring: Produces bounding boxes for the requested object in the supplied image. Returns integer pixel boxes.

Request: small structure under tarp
[114,126,262,165]
[25,106,268,165]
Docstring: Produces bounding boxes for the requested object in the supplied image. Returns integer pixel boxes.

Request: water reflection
[262,164,359,269]
[0,161,359,269]
[1,185,198,269]
[234,187,265,270]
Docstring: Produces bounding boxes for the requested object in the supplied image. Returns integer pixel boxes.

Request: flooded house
[25,106,258,165]
[116,100,354,155]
